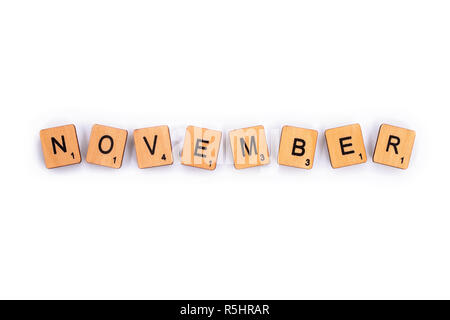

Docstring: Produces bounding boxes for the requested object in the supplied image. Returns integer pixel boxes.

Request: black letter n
[51,136,67,154]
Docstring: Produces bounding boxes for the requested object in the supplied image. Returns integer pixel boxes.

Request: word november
[40,123,416,170]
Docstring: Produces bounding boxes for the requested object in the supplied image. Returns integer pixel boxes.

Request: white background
[0,1,449,299]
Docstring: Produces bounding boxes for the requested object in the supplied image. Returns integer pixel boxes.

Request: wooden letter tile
[373,124,416,169]
[40,124,81,169]
[325,124,367,168]
[278,125,318,169]
[86,124,128,168]
[134,125,173,168]
[181,126,222,170]
[229,125,270,169]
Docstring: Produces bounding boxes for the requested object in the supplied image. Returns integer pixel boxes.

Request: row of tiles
[40,124,416,170]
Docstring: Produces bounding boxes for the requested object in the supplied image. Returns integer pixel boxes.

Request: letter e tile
[325,124,367,168]
[181,126,222,170]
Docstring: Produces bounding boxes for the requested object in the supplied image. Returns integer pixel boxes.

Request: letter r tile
[86,124,128,169]
[229,125,270,169]
[40,124,81,169]
[325,123,367,168]
[373,124,415,169]
[181,126,222,170]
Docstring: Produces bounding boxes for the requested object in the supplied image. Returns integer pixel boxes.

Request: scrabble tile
[181,126,222,170]
[40,124,82,169]
[229,125,270,169]
[134,126,173,168]
[86,124,128,168]
[325,123,367,168]
[278,125,318,169]
[373,124,416,169]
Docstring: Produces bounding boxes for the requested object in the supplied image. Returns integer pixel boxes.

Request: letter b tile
[325,123,367,168]
[40,124,81,169]
[373,124,416,169]
[278,125,318,169]
[86,124,128,168]
[181,126,222,170]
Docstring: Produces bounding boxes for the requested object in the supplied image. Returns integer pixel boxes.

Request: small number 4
[161,154,166,161]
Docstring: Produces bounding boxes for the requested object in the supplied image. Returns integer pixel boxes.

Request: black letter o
[98,135,114,154]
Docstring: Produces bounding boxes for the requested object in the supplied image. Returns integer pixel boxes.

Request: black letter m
[240,136,257,157]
